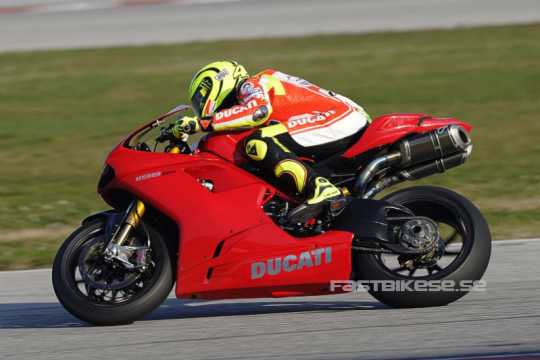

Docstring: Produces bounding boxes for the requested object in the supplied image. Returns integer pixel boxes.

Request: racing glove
[172,116,200,138]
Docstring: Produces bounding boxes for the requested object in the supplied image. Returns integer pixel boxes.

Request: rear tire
[52,220,174,325]
[353,186,491,308]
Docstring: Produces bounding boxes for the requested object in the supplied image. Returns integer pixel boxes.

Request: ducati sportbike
[53,105,491,325]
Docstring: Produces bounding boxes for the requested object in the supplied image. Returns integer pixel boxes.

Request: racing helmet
[188,60,249,118]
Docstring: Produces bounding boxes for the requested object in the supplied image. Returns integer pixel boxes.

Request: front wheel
[52,219,174,325]
[353,186,491,307]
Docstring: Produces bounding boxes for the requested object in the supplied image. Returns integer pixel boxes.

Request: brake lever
[156,126,174,143]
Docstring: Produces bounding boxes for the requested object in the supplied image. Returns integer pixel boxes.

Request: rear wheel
[52,219,174,325]
[353,186,491,307]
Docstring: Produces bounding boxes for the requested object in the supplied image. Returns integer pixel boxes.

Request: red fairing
[200,130,253,164]
[97,111,472,301]
[101,145,352,300]
[343,113,473,158]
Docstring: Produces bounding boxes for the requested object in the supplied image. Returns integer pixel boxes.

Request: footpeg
[329,197,348,217]
[286,196,349,225]
[287,202,325,224]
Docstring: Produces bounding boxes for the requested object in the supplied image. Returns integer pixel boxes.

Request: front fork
[113,199,146,246]
[115,146,178,243]
[104,199,147,270]
[103,146,179,269]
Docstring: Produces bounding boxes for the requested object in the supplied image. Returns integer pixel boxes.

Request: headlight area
[98,164,116,190]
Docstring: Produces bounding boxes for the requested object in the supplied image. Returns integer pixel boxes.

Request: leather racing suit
[202,69,370,208]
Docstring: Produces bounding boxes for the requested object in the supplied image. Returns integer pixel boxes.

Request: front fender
[82,210,123,240]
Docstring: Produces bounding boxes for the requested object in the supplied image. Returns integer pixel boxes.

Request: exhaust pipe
[399,147,472,180]
[398,125,471,168]
[355,125,472,198]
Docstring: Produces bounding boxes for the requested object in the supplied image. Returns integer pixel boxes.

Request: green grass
[1,24,539,269]
[0,237,59,270]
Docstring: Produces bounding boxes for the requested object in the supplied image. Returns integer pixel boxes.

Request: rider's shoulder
[251,68,278,79]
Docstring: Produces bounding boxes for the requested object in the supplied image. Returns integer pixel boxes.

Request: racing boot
[287,177,347,224]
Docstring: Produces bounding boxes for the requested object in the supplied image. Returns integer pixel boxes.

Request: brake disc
[398,217,444,267]
[78,237,142,290]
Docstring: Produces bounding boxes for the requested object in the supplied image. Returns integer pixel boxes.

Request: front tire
[52,219,174,325]
[353,186,491,308]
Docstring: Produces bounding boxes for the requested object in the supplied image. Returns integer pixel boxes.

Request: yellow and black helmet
[188,60,249,118]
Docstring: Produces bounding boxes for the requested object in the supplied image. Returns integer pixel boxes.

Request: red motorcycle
[52,105,491,325]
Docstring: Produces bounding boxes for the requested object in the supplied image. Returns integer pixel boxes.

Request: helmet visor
[190,77,213,117]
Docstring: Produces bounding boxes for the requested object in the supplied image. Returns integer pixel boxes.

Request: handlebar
[128,104,195,154]
[155,125,191,154]
[155,125,175,143]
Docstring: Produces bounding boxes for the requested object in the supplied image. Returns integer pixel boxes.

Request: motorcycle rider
[173,60,370,221]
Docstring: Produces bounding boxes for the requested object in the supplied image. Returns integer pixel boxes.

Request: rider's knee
[245,138,269,162]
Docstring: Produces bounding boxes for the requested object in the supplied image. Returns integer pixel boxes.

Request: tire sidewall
[52,220,174,325]
[353,186,491,307]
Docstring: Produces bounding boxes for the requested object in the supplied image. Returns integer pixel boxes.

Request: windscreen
[126,104,199,153]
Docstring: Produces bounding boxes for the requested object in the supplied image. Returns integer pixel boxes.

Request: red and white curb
[0,0,240,15]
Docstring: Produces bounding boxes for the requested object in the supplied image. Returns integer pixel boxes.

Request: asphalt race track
[1,0,540,52]
[2,1,540,359]
[1,239,539,360]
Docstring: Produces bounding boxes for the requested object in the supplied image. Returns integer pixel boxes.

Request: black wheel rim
[66,225,161,305]
[377,197,474,279]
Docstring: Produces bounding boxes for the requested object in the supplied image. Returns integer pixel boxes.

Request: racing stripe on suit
[210,69,369,149]
[211,80,272,131]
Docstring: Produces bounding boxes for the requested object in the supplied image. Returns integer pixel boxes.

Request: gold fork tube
[115,200,146,246]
